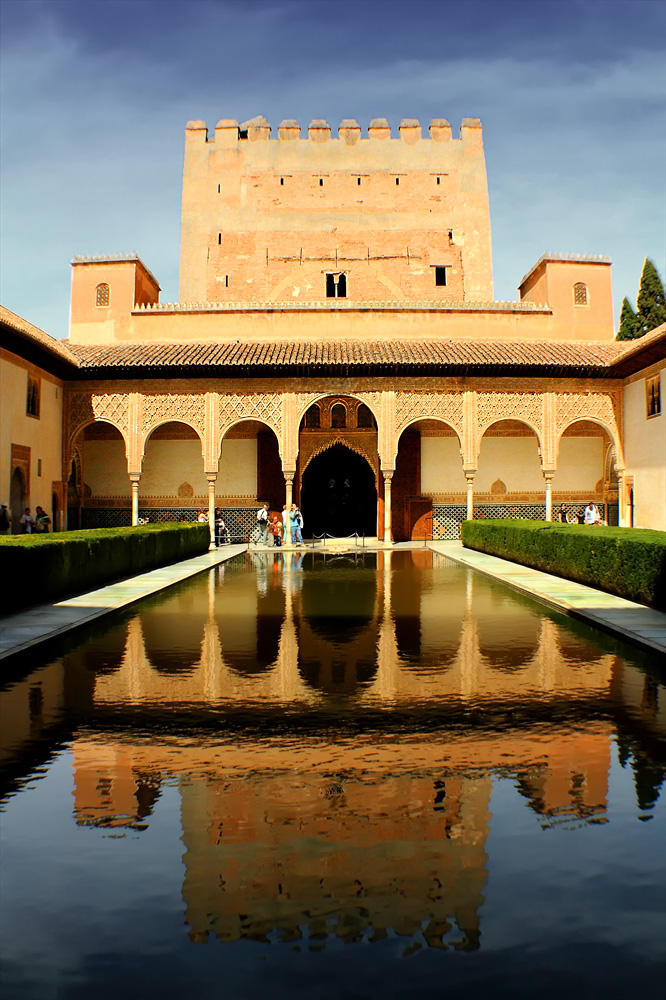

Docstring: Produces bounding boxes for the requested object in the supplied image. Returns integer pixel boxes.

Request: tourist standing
[282,505,289,546]
[20,508,35,533]
[270,512,282,547]
[0,504,10,535]
[35,506,51,532]
[256,502,270,545]
[556,504,569,523]
[290,504,304,546]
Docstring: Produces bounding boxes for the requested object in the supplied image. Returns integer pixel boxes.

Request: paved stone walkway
[430,540,666,658]
[0,544,247,662]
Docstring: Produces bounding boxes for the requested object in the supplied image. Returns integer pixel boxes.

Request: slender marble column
[383,471,393,543]
[207,476,216,549]
[465,473,475,521]
[544,474,554,521]
[130,476,140,526]
[284,471,294,512]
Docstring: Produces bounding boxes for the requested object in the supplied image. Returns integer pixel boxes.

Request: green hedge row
[460,519,666,610]
[0,523,210,615]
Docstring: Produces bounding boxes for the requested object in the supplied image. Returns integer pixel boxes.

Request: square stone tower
[179,116,493,304]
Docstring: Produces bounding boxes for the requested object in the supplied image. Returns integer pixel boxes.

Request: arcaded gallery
[2,115,665,538]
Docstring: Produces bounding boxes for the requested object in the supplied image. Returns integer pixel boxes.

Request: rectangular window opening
[395,177,400,186]
[280,177,284,185]
[225,275,229,288]
[357,177,361,185]
[435,266,447,287]
[646,374,662,418]
[319,178,324,187]
[218,233,221,245]
[37,459,42,477]
[217,184,221,193]
[437,176,441,185]
[326,273,347,299]
[26,375,41,418]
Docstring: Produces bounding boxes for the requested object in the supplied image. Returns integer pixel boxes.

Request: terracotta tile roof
[68,338,629,376]
[0,305,78,365]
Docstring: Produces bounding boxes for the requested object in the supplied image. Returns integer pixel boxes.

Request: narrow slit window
[218,233,222,245]
[224,275,229,288]
[280,177,284,185]
[37,459,42,477]
[26,375,40,418]
[319,178,324,187]
[646,375,662,418]
[436,176,441,185]
[217,184,221,193]
[357,177,361,185]
[395,177,400,186]
[435,266,447,287]
[95,282,110,307]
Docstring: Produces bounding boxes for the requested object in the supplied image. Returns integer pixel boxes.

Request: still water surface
[1,550,665,999]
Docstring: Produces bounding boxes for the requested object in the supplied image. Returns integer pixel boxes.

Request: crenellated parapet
[186,116,481,144]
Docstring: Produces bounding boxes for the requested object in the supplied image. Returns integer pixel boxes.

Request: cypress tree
[617,297,639,340]
[636,258,666,337]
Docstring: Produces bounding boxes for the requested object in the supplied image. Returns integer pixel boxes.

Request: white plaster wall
[83,439,129,495]
[476,437,542,491]
[0,354,63,516]
[141,439,207,495]
[421,437,466,493]
[624,368,666,530]
[218,438,257,496]
[552,438,603,491]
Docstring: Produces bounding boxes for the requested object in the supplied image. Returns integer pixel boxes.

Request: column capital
[464,468,477,481]
[205,472,217,483]
[129,474,141,484]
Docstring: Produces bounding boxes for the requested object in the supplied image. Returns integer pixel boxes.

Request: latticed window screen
[573,282,588,305]
[95,283,110,306]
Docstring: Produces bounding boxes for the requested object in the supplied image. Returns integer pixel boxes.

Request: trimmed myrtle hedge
[460,519,666,610]
[0,523,210,615]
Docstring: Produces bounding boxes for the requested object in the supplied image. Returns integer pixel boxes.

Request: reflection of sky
[1,0,664,336]
[1,744,665,1000]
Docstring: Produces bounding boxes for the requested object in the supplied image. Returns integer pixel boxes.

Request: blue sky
[1,0,664,338]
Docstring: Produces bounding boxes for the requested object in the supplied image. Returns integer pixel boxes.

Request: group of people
[557,502,605,525]
[256,502,304,547]
[0,505,51,534]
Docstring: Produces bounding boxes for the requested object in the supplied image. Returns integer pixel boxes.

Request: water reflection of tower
[179,765,491,950]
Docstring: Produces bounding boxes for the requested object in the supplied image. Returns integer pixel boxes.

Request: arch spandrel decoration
[395,392,464,438]
[475,392,544,453]
[555,392,623,465]
[65,392,131,473]
[141,394,206,445]
[219,393,282,436]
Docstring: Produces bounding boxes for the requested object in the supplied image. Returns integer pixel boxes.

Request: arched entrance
[301,444,377,538]
[10,467,25,534]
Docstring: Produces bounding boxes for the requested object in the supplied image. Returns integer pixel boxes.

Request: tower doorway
[300,444,377,538]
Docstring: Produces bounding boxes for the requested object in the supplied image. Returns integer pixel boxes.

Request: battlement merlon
[184,117,483,147]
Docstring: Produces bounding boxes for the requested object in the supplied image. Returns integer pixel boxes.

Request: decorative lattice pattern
[219,393,282,435]
[431,502,609,539]
[142,393,206,439]
[396,391,463,437]
[67,392,130,446]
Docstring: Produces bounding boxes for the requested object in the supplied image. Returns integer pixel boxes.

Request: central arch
[300,444,377,538]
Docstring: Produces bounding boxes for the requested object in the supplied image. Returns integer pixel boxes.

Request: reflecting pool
[1,550,665,1000]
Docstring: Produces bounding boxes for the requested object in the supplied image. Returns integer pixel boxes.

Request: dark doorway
[10,467,25,534]
[300,444,377,538]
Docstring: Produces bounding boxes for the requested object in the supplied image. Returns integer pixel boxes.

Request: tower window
[326,273,347,298]
[95,283,110,307]
[436,176,441,185]
[395,177,400,186]
[217,184,221,193]
[218,233,222,245]
[27,375,41,418]
[435,266,447,287]
[280,177,284,185]
[331,403,347,428]
[305,404,321,428]
[573,282,588,305]
[357,177,361,185]
[319,178,324,187]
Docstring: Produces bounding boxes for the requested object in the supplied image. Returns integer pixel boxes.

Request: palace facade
[2,115,665,539]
